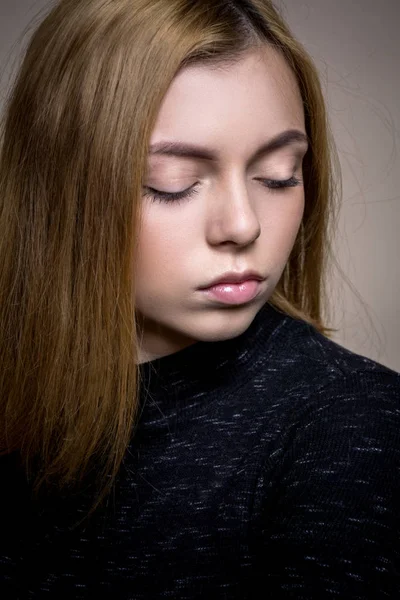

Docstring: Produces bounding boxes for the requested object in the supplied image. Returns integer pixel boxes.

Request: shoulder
[254,314,400,526]
[268,310,400,402]
[257,311,400,457]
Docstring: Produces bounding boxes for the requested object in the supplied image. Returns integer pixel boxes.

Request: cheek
[135,212,188,280]
[265,193,304,247]
[286,196,304,242]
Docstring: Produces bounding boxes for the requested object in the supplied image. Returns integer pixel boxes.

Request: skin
[135,46,308,364]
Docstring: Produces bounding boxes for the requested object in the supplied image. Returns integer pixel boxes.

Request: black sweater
[2,302,400,598]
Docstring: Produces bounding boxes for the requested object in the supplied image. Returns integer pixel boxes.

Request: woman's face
[135,46,308,363]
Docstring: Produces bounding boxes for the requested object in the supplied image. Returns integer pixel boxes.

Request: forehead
[150,47,305,148]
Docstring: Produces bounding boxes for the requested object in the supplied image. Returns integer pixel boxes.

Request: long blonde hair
[0,0,341,518]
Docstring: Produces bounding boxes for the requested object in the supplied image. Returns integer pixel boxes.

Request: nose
[206,176,261,247]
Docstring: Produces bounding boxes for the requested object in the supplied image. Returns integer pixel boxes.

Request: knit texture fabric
[2,302,400,598]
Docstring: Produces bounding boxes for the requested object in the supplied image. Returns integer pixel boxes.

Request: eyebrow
[149,129,309,167]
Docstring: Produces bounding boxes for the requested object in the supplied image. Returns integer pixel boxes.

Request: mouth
[199,270,264,290]
[199,278,264,305]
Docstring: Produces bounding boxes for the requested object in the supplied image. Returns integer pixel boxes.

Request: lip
[199,270,264,290]
[200,279,263,305]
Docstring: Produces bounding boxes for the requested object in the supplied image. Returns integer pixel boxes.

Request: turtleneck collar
[137,302,288,419]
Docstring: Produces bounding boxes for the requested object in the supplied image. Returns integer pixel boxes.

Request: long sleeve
[255,373,400,598]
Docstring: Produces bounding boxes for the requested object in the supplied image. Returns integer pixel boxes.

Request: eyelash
[143,176,302,205]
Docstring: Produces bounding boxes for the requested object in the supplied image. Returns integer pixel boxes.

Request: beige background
[1,0,399,371]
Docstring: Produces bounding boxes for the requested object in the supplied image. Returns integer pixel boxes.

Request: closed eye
[143,175,302,204]
[257,176,302,190]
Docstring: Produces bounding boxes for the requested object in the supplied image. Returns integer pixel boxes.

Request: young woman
[1,0,399,597]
